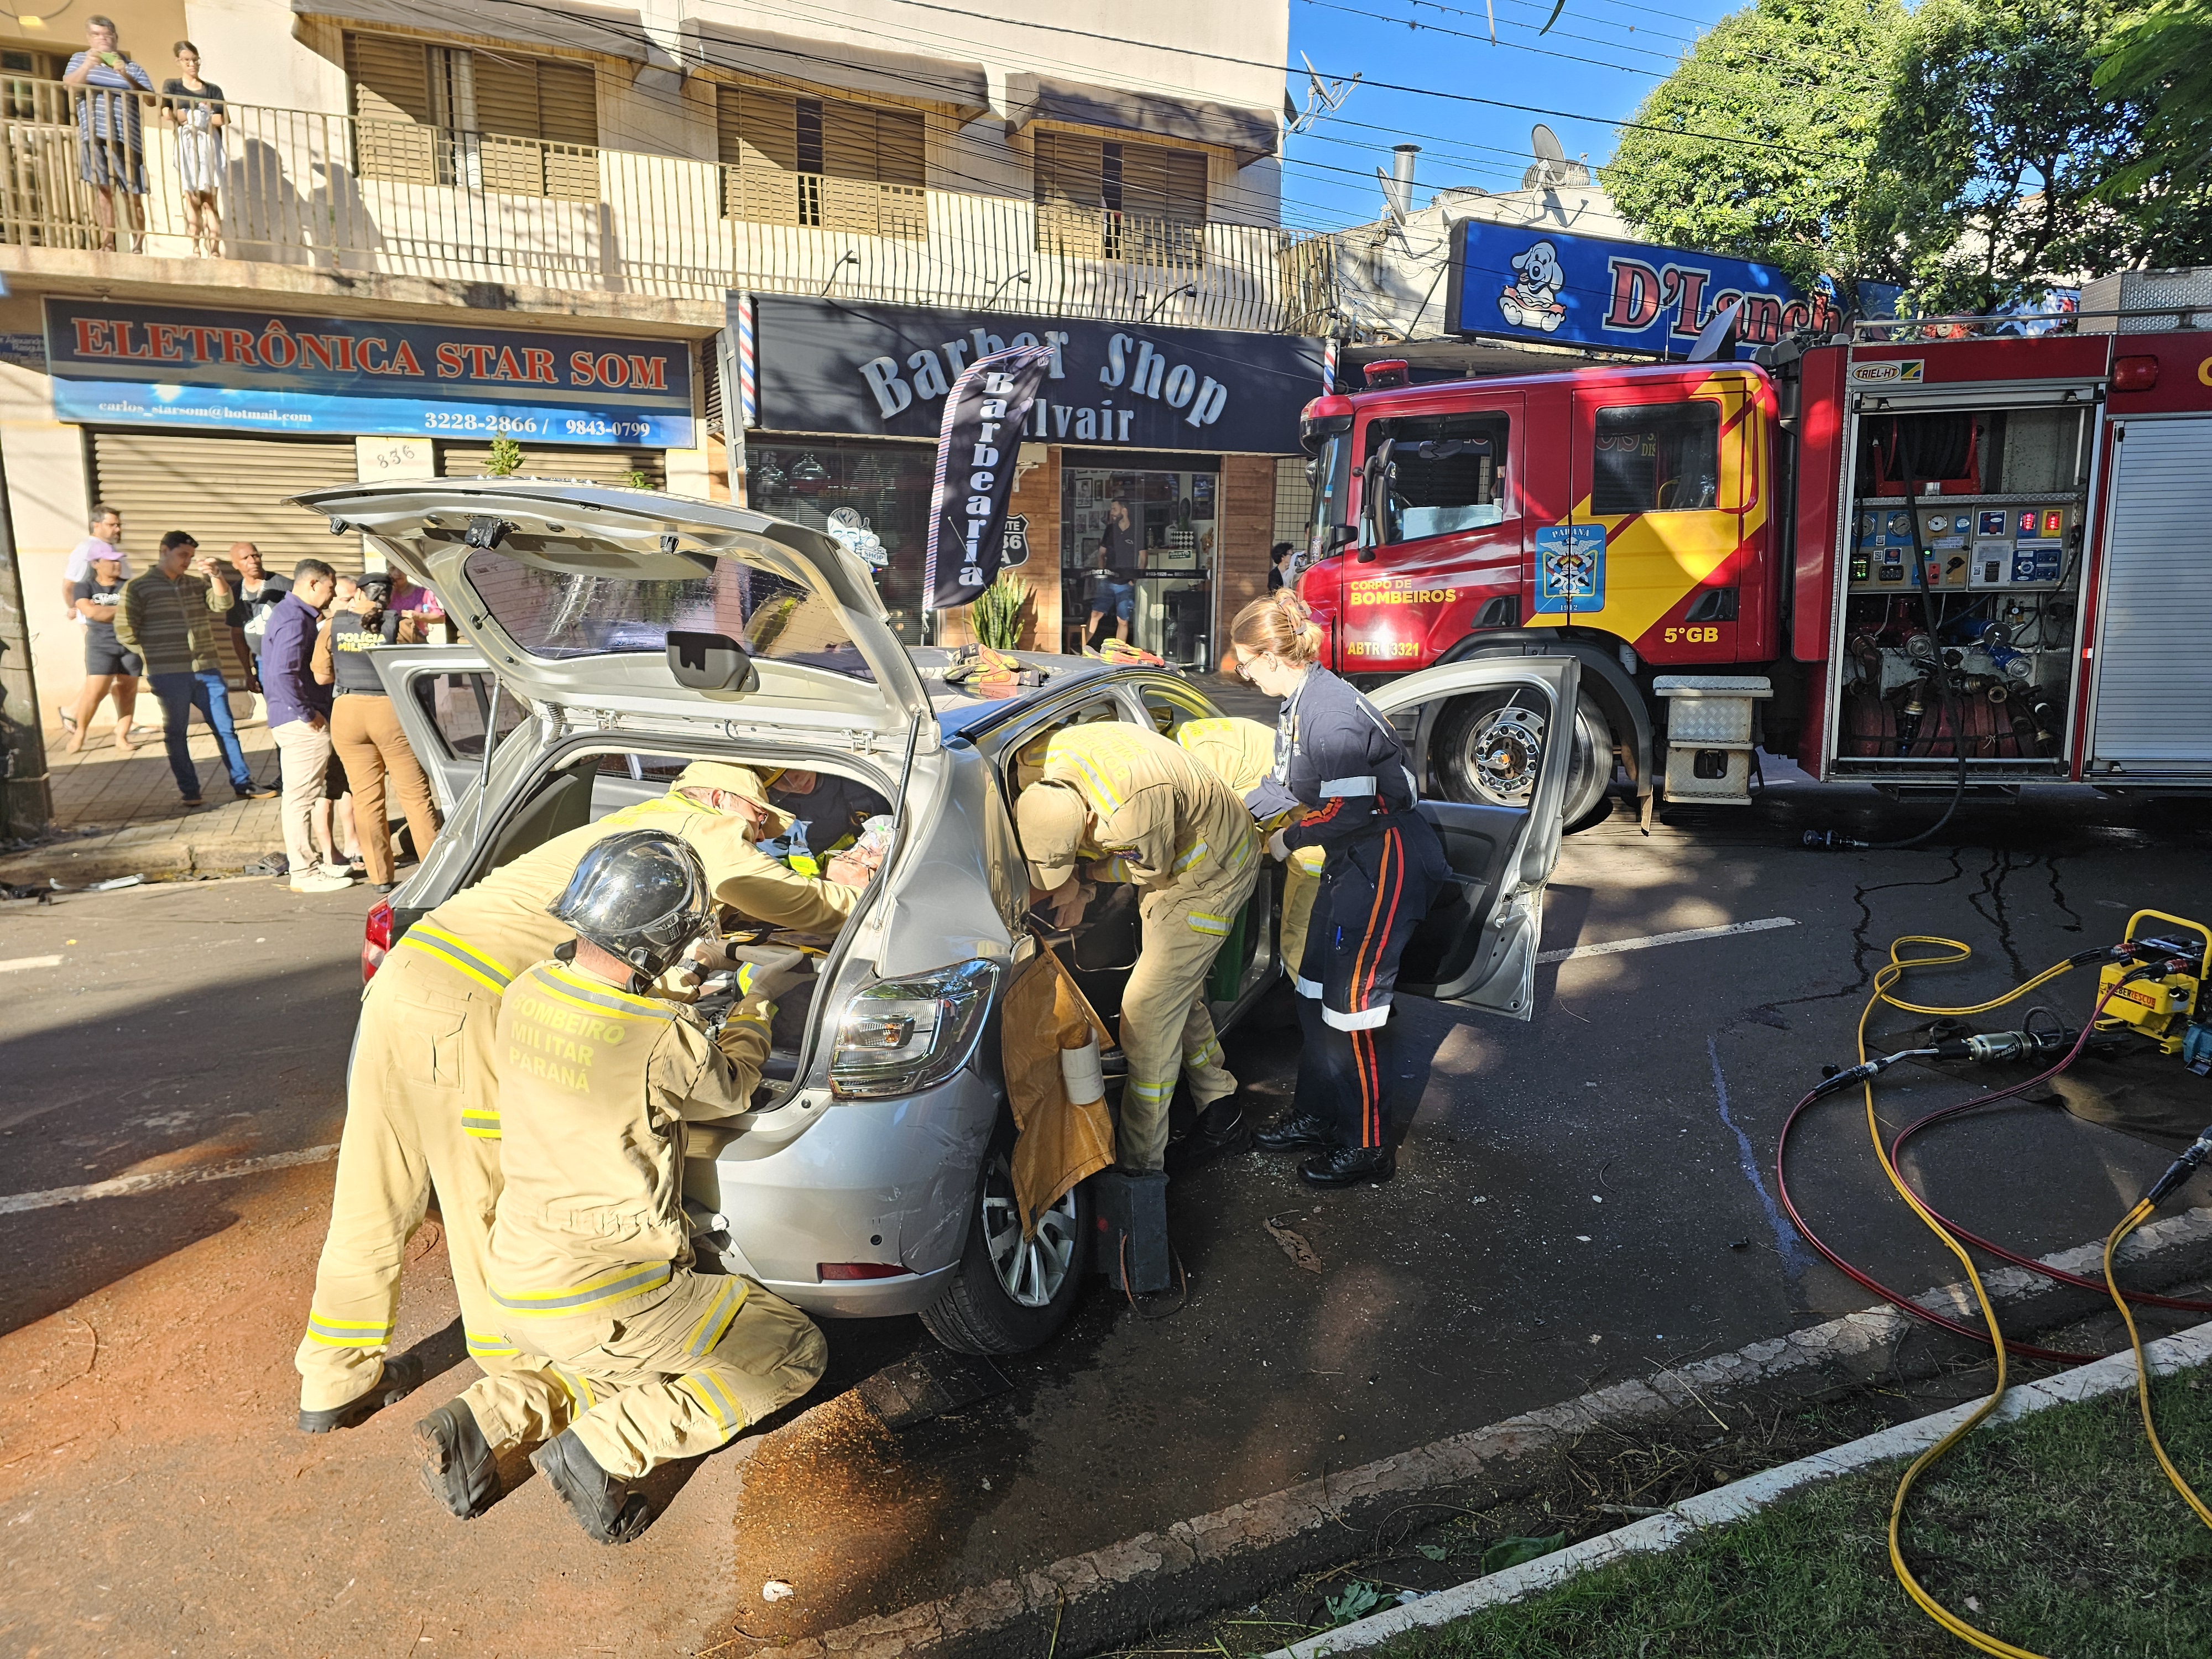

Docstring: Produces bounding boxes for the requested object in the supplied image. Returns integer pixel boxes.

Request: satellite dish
[1687,298,1745,364]
[1521,123,1592,191]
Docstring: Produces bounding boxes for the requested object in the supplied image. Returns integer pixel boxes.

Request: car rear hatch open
[290,479,931,754]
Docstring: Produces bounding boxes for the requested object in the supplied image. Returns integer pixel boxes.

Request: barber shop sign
[739,295,1326,455]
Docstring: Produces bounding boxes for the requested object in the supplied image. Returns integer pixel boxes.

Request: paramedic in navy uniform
[1230,591,1448,1188]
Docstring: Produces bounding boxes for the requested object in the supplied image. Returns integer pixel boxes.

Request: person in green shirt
[113,530,275,808]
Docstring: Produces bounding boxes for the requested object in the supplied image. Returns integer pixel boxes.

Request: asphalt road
[2,781,2209,1656]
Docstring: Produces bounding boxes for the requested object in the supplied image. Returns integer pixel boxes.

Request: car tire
[1432,688,1614,832]
[919,1120,1092,1356]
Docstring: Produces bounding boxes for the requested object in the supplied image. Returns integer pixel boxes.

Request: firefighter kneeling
[415,830,825,1543]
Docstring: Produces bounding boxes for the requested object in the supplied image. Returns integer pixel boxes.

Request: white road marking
[0,955,62,973]
[1536,915,1796,966]
[0,1144,338,1216]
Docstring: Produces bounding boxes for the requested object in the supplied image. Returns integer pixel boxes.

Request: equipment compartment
[1831,402,2091,774]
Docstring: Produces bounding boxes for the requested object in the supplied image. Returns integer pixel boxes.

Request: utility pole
[0,436,53,840]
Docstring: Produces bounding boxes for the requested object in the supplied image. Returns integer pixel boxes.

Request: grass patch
[1386,1371,2212,1658]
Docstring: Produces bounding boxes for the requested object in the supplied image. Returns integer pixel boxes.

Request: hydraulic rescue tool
[1774,914,2212,1657]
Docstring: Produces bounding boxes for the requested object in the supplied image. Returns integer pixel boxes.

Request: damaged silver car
[301,481,1578,1354]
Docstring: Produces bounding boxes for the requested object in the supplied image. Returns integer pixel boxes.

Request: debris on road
[762,1580,795,1603]
[1266,1217,1324,1274]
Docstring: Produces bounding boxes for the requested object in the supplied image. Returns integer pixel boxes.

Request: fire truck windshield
[1303,434,1352,568]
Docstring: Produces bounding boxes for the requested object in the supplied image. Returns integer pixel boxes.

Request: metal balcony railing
[0,82,1336,333]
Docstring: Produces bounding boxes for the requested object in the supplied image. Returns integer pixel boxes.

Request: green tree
[2096,0,2212,196]
[485,435,524,477]
[1603,0,1905,289]
[1857,0,2154,313]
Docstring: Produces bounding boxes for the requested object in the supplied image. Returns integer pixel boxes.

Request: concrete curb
[1275,1317,2212,1656]
[0,827,275,885]
[769,1206,2212,1659]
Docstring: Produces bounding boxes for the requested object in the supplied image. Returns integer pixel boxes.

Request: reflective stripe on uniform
[685,1277,749,1358]
[490,1260,674,1317]
[1186,1035,1224,1068]
[304,1310,394,1348]
[460,1107,502,1141]
[1224,833,1255,871]
[466,1328,520,1359]
[1323,1002,1391,1031]
[1171,839,1209,873]
[1295,974,1324,999]
[1320,775,1378,797]
[677,1369,744,1430]
[550,1365,599,1410]
[1188,912,1230,937]
[1126,1078,1173,1104]
[531,964,680,1022]
[397,923,514,993]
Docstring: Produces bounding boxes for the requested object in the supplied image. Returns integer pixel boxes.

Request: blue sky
[1281,0,1739,230]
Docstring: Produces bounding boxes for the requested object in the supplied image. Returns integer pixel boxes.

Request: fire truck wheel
[1432,689,1614,831]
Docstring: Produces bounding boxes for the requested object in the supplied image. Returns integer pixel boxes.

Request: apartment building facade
[1,0,1324,718]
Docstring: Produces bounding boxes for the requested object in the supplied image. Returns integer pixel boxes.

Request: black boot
[297,1352,424,1435]
[531,1429,653,1544]
[1255,1112,1334,1152]
[1170,1098,1250,1168]
[1299,1144,1396,1188]
[415,1400,502,1519]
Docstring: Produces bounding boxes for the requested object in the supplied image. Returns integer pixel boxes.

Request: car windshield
[462,549,877,682]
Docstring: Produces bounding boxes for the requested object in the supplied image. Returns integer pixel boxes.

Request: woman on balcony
[161,42,226,258]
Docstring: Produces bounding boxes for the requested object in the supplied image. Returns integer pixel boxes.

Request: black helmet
[547,829,712,977]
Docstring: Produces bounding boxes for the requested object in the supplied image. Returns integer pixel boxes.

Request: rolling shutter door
[436,445,665,489]
[90,432,363,575]
[2089,416,2212,772]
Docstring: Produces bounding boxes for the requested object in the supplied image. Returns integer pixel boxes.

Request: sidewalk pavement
[0,714,288,888]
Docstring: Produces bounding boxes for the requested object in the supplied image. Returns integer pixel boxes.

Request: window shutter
[719,86,805,225]
[1034,130,1105,257]
[346,33,437,185]
[90,433,366,576]
[535,59,598,200]
[468,51,543,195]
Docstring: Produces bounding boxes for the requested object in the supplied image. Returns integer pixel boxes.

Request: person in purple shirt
[64,17,156,253]
[261,559,354,895]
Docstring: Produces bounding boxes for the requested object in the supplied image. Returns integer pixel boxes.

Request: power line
[1297,0,1678,78]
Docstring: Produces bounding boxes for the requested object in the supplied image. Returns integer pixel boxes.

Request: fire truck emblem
[1500,240,1569,333]
[1533,524,1606,613]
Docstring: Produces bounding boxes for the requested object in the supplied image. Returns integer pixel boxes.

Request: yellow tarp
[1000,950,1117,1237]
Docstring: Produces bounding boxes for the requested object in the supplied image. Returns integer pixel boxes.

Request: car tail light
[2112,355,2160,392]
[818,1262,912,1281]
[363,900,395,983]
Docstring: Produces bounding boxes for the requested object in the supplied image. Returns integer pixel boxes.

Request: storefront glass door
[1061,459,1218,667]
[748,438,936,644]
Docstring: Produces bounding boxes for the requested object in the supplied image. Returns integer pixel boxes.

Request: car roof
[916,650,1205,740]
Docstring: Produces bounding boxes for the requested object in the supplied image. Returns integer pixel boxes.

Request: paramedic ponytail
[1231,588,1324,666]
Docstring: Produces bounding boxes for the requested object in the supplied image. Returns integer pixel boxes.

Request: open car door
[367,643,513,815]
[1366,656,1579,1020]
[289,479,933,761]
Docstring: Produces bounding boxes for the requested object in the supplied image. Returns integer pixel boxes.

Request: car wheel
[1433,688,1614,832]
[919,1123,1092,1355]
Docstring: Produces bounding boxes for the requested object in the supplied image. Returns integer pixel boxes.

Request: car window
[1138,682,1213,735]
[1590,401,1721,514]
[1371,411,1512,545]
[1005,696,1124,794]
[408,670,528,759]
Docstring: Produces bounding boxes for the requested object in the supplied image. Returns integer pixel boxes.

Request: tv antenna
[1521,123,1592,192]
[1286,53,1361,135]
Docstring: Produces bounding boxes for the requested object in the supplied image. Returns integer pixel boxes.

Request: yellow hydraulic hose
[2105,1199,2212,1530]
[1860,937,2065,1658]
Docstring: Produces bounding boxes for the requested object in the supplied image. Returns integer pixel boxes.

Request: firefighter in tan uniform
[1016,722,1260,1170]
[294,761,858,1433]
[1173,716,1324,973]
[415,830,825,1541]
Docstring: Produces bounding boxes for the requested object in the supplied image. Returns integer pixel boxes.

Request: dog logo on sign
[1500,240,1569,333]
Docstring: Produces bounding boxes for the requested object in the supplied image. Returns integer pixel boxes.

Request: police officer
[1015,721,1259,1170]
[417,830,826,1541]
[294,761,860,1436]
[1232,592,1448,1187]
[1171,716,1324,977]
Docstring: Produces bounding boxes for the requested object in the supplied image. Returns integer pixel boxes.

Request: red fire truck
[1293,309,2212,831]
